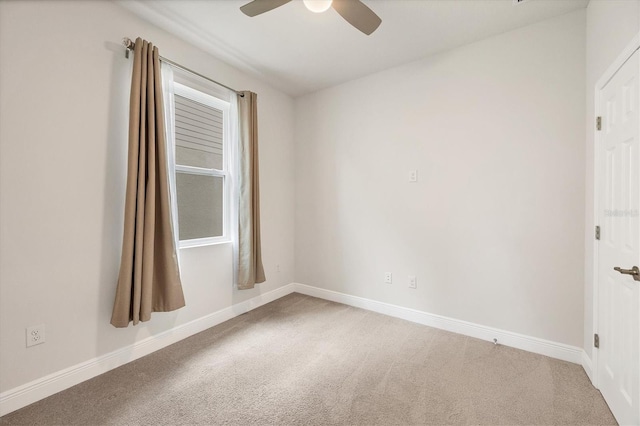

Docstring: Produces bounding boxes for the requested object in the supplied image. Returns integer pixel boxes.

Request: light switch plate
[408,275,417,289]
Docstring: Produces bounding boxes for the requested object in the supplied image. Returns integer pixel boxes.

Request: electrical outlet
[384,272,392,284]
[408,275,417,289]
[409,170,418,182]
[26,324,45,347]
[276,264,281,272]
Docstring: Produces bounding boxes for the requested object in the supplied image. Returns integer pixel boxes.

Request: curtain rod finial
[122,37,134,58]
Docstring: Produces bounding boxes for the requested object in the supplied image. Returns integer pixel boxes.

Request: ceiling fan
[240,0,382,35]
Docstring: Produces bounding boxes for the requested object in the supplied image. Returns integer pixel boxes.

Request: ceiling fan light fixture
[303,0,333,13]
[240,0,381,35]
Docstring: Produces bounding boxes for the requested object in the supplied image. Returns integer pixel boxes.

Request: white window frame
[173,82,232,248]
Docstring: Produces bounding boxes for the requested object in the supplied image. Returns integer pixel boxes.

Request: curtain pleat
[111,38,186,327]
[237,91,266,289]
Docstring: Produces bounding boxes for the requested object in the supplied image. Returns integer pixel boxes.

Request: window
[172,82,233,247]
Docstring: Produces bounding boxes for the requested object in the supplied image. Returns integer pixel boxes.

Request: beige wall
[294,10,586,347]
[0,0,295,392]
[584,0,640,363]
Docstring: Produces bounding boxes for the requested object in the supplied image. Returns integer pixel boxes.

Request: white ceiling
[120,0,589,97]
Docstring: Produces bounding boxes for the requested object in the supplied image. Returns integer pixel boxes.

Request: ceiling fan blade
[331,0,381,35]
[240,0,292,17]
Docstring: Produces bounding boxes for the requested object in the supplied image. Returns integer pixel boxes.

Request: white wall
[584,0,640,363]
[295,10,586,347]
[0,0,295,392]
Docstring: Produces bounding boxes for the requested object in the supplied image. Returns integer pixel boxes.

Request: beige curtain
[237,91,266,289]
[111,38,186,327]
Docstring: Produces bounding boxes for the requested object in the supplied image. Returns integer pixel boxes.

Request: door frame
[591,32,640,390]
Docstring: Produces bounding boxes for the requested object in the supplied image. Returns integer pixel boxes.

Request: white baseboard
[1,282,588,417]
[293,283,583,365]
[581,350,595,384]
[0,283,296,417]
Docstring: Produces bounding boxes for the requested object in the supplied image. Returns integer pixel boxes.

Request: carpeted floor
[1,293,616,425]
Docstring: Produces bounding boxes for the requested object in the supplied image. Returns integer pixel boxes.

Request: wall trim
[1,282,589,417]
[582,350,594,384]
[116,0,269,89]
[293,283,583,365]
[0,283,296,417]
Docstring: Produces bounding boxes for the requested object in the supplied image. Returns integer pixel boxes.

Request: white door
[597,47,640,426]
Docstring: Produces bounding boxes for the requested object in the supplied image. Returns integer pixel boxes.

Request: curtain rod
[122,37,244,97]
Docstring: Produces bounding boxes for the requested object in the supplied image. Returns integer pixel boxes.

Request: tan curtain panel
[111,38,186,327]
[237,91,266,289]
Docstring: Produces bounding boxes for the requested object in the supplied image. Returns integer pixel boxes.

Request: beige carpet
[1,293,616,425]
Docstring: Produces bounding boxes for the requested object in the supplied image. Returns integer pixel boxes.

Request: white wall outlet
[276,264,281,272]
[384,272,392,284]
[409,170,418,182]
[408,275,417,289]
[26,324,45,347]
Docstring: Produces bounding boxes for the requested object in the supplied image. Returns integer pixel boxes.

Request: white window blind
[175,95,224,169]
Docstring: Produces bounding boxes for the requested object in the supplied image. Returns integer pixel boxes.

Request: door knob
[613,266,640,281]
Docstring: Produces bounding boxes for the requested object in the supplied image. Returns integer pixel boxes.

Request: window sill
[179,238,232,250]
